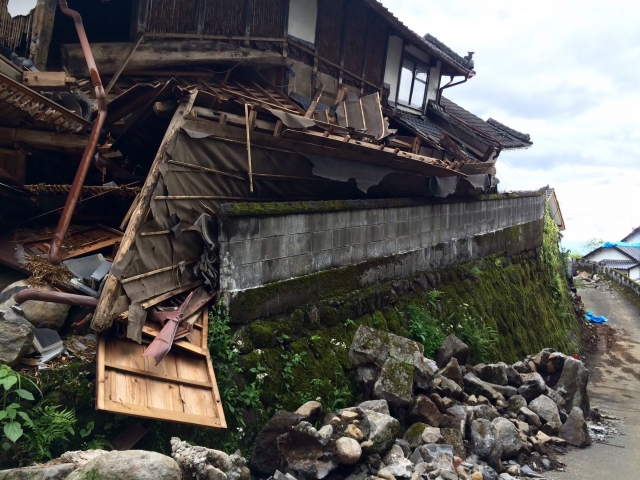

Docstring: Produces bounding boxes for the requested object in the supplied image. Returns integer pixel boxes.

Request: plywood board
[96,309,226,428]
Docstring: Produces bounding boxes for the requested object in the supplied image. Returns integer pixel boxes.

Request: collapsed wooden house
[0,0,532,427]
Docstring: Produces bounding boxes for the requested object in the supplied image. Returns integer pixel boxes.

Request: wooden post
[30,0,57,71]
[91,91,198,332]
[244,103,254,193]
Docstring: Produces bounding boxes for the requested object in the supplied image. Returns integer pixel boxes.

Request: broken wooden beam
[22,71,77,90]
[62,40,285,77]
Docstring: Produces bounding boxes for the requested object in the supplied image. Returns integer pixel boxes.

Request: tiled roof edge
[423,33,471,71]
[487,118,531,143]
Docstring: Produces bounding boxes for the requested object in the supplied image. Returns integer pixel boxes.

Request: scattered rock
[171,438,247,480]
[2,281,70,331]
[440,428,464,458]
[421,426,443,444]
[506,395,527,415]
[362,410,401,453]
[373,358,414,408]
[439,357,464,387]
[59,450,108,469]
[518,407,541,428]
[251,411,304,475]
[469,419,496,459]
[0,306,34,367]
[553,357,589,412]
[435,335,469,369]
[0,464,74,480]
[296,401,323,423]
[358,400,390,415]
[476,364,508,386]
[413,352,436,391]
[66,450,181,480]
[558,407,592,447]
[528,395,561,434]
[406,395,446,427]
[344,424,364,441]
[517,373,547,402]
[491,417,523,459]
[403,423,427,448]
[349,326,390,367]
[335,437,362,465]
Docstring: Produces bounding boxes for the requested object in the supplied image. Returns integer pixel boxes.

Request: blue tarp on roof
[602,242,640,248]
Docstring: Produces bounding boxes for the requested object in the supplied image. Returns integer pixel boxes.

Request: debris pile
[249,326,592,480]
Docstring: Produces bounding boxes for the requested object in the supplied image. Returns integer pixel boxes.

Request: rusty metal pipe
[14,289,99,308]
[49,0,107,265]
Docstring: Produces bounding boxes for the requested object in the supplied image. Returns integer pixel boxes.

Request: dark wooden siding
[203,0,246,36]
[147,0,198,33]
[342,2,368,76]
[364,17,387,85]
[316,0,345,64]
[250,0,285,37]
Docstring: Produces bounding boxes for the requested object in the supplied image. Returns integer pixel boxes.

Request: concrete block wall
[573,260,640,297]
[218,193,546,292]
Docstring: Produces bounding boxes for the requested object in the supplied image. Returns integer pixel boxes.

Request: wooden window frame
[396,54,430,111]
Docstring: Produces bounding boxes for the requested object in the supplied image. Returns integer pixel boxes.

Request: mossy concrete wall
[220,192,546,323]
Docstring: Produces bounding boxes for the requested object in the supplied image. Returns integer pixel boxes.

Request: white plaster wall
[426,60,441,102]
[288,0,317,45]
[383,35,403,103]
[585,249,631,262]
[630,266,640,280]
[547,199,563,229]
[404,44,430,64]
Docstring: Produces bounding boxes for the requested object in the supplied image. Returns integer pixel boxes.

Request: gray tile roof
[422,34,473,74]
[434,97,533,150]
[617,246,640,262]
[622,226,640,242]
[601,260,640,270]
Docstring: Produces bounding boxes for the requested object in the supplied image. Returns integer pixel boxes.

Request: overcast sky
[383,0,640,253]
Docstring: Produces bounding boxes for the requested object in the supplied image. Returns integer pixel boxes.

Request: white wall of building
[383,35,403,104]
[585,248,631,262]
[288,0,317,45]
[625,231,640,243]
[426,60,441,103]
[630,266,640,280]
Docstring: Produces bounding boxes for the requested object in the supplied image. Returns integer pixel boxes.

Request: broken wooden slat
[92,91,198,332]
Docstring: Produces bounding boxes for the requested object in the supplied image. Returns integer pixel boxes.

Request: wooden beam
[305,82,325,118]
[62,41,284,77]
[191,107,275,131]
[22,71,77,90]
[105,33,145,95]
[91,91,198,332]
[0,127,105,153]
[245,103,254,193]
[439,133,468,163]
[105,361,213,389]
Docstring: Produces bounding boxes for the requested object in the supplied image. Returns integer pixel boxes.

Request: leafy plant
[407,304,446,358]
[469,265,483,280]
[23,405,76,461]
[344,318,356,328]
[0,365,39,451]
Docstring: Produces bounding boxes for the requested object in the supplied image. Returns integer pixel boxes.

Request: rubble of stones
[0,437,250,480]
[250,326,592,480]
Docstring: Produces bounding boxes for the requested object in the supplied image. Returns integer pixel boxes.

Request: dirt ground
[553,283,640,479]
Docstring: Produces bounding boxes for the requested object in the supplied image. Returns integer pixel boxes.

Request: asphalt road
[553,284,640,479]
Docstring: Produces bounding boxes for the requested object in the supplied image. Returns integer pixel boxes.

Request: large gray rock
[463,373,505,404]
[433,374,464,400]
[435,335,469,369]
[558,407,592,447]
[349,326,390,367]
[528,395,561,428]
[406,395,446,427]
[486,383,518,399]
[296,401,323,423]
[65,450,181,480]
[492,417,523,459]
[2,280,70,330]
[0,306,34,367]
[416,444,455,476]
[518,407,541,427]
[517,372,547,402]
[373,357,413,408]
[362,410,401,453]
[476,364,508,386]
[504,364,523,387]
[413,353,436,391]
[171,437,247,480]
[469,419,496,459]
[0,464,74,480]
[553,357,589,412]
[439,357,464,387]
[251,411,304,475]
[389,333,423,364]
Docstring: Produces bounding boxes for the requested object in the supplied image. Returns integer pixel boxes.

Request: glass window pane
[411,80,426,108]
[397,59,415,103]
[415,63,428,82]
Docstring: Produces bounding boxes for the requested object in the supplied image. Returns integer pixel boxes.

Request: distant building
[546,186,565,231]
[583,229,640,279]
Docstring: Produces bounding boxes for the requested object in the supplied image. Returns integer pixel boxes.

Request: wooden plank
[30,0,57,71]
[0,127,100,153]
[305,82,326,118]
[92,92,197,332]
[245,103,254,193]
[191,107,275,131]
[119,194,140,231]
[105,360,213,389]
[96,335,106,410]
[103,398,223,428]
[62,236,123,260]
